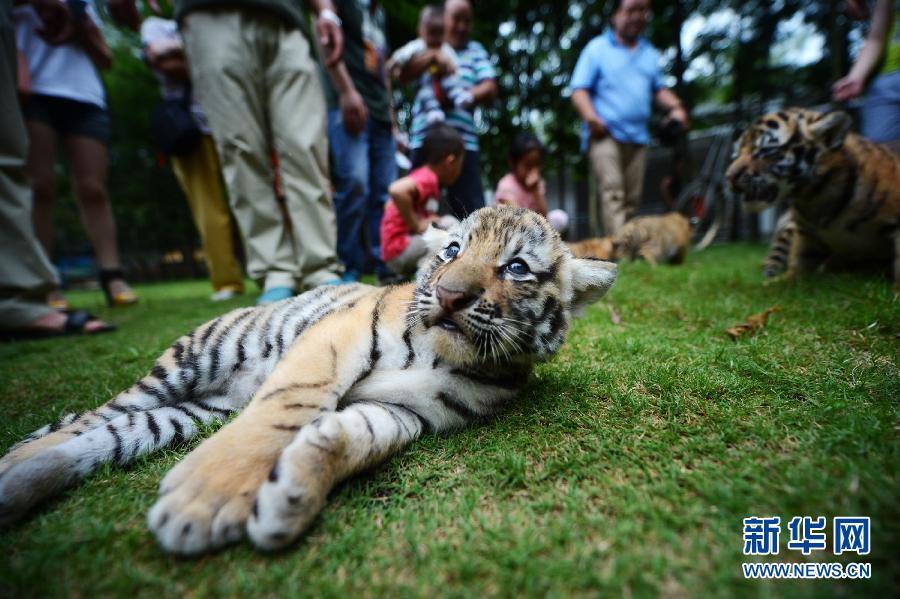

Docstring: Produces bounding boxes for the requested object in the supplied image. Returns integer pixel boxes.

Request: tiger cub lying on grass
[0,207,617,555]
[726,107,900,291]
[568,212,691,266]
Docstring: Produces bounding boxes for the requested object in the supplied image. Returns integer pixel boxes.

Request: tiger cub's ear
[422,222,451,256]
[567,257,618,315]
[809,111,853,151]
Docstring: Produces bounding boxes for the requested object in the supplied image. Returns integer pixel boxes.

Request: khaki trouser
[0,15,57,328]
[589,136,647,236]
[181,9,340,290]
[171,136,244,293]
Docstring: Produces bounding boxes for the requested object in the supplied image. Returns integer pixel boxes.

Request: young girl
[15,0,138,308]
[494,133,568,232]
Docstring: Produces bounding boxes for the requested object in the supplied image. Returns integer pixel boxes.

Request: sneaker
[210,289,238,302]
[256,286,294,305]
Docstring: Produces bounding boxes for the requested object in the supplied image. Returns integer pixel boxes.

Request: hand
[523,170,541,191]
[32,0,74,44]
[340,90,368,136]
[316,14,343,68]
[417,215,439,233]
[432,50,456,76]
[587,115,608,139]
[107,0,140,32]
[453,90,474,111]
[393,127,409,153]
[832,75,864,102]
[669,106,690,129]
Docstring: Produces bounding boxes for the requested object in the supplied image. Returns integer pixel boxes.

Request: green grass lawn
[1,244,897,598]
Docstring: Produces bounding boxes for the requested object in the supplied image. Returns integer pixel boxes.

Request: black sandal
[98,268,138,307]
[2,310,116,342]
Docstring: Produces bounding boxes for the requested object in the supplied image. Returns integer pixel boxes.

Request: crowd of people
[2,0,895,341]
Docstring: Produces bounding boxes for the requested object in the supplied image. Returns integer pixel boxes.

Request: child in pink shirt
[494,133,568,232]
[381,124,464,277]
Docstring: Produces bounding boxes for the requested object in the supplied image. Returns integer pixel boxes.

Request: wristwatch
[319,8,342,27]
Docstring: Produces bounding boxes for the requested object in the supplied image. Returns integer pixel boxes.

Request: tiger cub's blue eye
[443,243,460,260]
[505,259,530,276]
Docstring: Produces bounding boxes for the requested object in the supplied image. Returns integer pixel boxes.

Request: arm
[470,78,498,105]
[396,48,439,84]
[834,0,893,100]
[532,179,548,216]
[654,87,689,127]
[323,57,369,136]
[74,10,112,71]
[307,0,343,67]
[106,0,140,32]
[389,177,430,233]
[571,88,608,139]
[30,0,74,44]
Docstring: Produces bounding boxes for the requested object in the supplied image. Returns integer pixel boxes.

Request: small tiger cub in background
[567,236,615,261]
[726,107,900,291]
[0,207,617,555]
[567,212,691,266]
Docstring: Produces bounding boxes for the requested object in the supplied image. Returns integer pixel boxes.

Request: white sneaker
[210,289,238,302]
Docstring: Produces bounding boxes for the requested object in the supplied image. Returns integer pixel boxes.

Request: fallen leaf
[726,306,781,340]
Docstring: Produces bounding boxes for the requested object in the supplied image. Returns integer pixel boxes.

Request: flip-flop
[1,310,116,342]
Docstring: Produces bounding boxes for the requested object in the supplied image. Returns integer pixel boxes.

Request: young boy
[380,124,464,277]
[388,4,472,124]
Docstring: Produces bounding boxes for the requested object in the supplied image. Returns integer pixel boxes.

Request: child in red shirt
[381,124,465,276]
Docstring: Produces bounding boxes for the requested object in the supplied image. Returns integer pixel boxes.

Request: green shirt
[322,0,391,125]
[881,3,900,74]
[174,0,310,37]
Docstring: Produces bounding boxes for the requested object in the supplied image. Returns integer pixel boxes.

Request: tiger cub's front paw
[147,446,269,555]
[248,417,345,551]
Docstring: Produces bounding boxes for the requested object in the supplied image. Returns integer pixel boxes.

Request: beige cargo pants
[182,8,341,290]
[589,136,647,236]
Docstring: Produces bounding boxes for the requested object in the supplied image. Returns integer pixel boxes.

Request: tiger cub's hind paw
[0,449,77,527]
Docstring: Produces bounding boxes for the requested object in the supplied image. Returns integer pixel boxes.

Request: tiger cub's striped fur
[611,212,691,266]
[0,207,617,555]
[726,107,900,290]
[763,212,797,278]
[567,212,691,266]
[567,236,615,261]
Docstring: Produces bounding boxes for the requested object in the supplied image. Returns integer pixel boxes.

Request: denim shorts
[22,93,111,144]
[861,70,900,144]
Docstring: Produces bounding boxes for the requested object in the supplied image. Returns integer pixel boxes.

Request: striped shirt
[409,40,495,152]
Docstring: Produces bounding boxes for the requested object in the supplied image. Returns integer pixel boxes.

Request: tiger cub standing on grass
[0,207,617,555]
[726,107,900,291]
[567,212,691,266]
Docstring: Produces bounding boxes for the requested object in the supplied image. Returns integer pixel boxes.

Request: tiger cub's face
[412,207,617,366]
[726,108,853,211]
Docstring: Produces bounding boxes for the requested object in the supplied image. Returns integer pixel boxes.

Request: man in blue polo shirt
[570,0,688,235]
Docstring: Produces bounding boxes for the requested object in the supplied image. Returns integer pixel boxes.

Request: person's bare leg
[25,120,66,306]
[64,135,134,299]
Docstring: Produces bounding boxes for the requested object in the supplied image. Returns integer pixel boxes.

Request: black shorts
[22,93,111,144]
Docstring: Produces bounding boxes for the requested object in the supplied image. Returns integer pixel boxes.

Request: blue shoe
[256,286,294,305]
[340,270,360,283]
